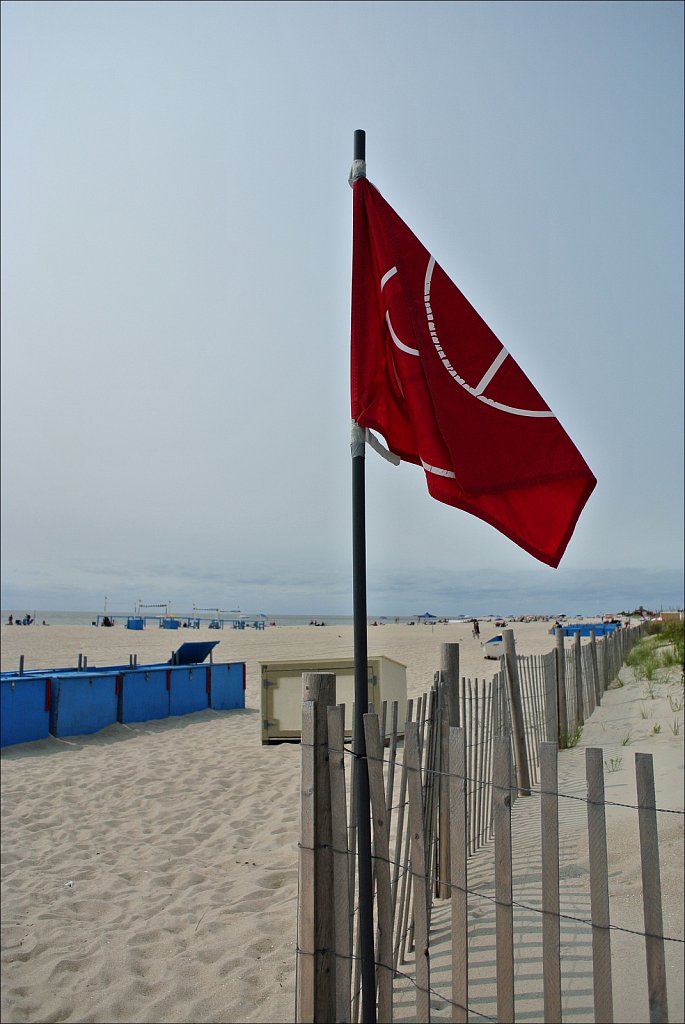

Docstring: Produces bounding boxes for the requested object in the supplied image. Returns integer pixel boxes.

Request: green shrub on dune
[626,622,684,684]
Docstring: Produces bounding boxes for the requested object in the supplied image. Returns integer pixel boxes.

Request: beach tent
[483,635,504,659]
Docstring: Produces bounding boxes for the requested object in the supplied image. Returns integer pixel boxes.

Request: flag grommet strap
[351,421,401,466]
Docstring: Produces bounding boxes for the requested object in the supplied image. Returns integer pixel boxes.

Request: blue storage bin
[208,663,246,711]
[126,617,145,630]
[49,672,119,737]
[169,666,209,716]
[118,668,169,724]
[1,675,52,747]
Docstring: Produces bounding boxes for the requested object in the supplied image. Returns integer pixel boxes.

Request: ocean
[0,609,432,628]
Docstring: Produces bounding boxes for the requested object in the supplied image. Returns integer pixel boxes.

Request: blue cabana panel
[169,666,208,716]
[118,668,169,724]
[126,617,145,630]
[208,663,246,711]
[1,675,52,747]
[171,641,219,665]
[559,623,620,638]
[49,672,119,737]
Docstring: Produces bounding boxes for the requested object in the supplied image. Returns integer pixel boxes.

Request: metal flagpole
[350,127,377,1024]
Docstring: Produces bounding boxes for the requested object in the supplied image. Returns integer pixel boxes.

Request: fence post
[441,642,460,727]
[635,752,669,1023]
[301,672,337,1023]
[586,747,614,1023]
[502,630,531,796]
[574,630,584,728]
[555,628,569,748]
[297,700,316,1023]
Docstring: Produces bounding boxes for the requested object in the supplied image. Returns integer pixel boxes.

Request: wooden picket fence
[295,624,680,1023]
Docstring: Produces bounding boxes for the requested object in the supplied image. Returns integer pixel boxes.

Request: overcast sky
[1,0,683,616]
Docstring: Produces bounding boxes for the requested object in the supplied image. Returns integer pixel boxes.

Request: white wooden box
[260,655,407,744]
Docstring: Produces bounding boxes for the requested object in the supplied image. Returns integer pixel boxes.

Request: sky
[1,0,683,617]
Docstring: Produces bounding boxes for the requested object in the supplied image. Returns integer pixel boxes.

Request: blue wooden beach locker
[49,672,119,737]
[208,663,246,710]
[126,616,145,630]
[0,675,52,747]
[560,623,619,638]
[118,668,169,724]
[168,666,208,716]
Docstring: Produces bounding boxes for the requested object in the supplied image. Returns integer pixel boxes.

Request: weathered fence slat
[564,646,577,739]
[590,631,601,709]
[386,700,399,818]
[586,746,614,1024]
[467,678,476,857]
[636,752,669,1024]
[405,692,427,962]
[476,679,487,851]
[439,644,461,902]
[555,627,569,747]
[540,741,561,1024]
[494,734,514,1023]
[364,713,394,1023]
[302,673,336,1022]
[438,675,451,898]
[574,630,584,728]
[449,726,468,1024]
[533,655,546,769]
[392,700,413,971]
[327,705,352,1024]
[425,686,441,906]
[502,629,532,796]
[530,656,541,764]
[400,694,427,966]
[544,651,558,746]
[520,657,535,785]
[405,720,431,1023]
[486,679,496,842]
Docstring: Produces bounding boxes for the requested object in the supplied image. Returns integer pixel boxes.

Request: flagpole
[351,128,377,1024]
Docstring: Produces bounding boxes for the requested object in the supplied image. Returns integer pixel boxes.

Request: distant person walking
[472,619,480,639]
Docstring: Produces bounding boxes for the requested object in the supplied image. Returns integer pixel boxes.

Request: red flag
[351,177,596,568]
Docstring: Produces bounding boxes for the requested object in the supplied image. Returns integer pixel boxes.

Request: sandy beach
[1,619,683,1023]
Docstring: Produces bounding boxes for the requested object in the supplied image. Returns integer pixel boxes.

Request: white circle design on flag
[423,257,555,419]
